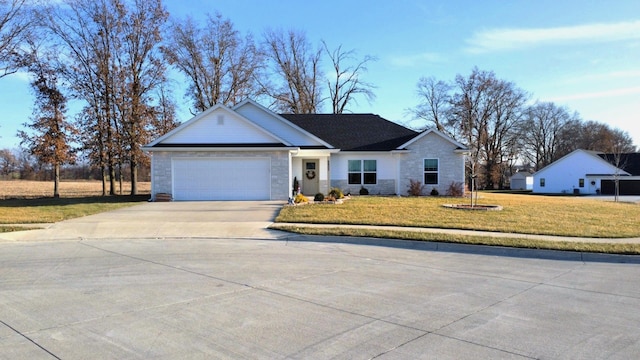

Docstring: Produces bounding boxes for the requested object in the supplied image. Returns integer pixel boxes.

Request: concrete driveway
[1,202,640,359]
[0,201,285,242]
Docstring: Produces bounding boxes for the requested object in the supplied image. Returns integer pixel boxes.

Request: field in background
[0,180,151,199]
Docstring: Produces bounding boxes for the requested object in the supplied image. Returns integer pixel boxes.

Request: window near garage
[540,178,546,187]
[348,160,377,185]
[424,158,439,185]
[579,178,584,188]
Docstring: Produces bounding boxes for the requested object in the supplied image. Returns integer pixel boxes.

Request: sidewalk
[271,222,640,244]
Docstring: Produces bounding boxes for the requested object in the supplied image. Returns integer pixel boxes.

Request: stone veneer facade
[151,150,290,200]
[399,132,466,196]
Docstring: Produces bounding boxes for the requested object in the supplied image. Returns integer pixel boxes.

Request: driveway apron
[0,201,285,242]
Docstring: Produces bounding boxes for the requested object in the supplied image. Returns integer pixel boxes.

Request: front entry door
[303,160,319,194]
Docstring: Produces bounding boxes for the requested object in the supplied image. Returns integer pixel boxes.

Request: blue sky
[1,0,639,150]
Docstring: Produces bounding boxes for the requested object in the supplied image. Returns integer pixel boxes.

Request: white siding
[510,173,533,190]
[163,108,279,144]
[330,153,397,179]
[532,150,622,194]
[234,102,326,147]
[329,153,399,194]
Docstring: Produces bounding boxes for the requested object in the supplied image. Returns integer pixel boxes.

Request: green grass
[276,193,640,238]
[271,225,640,255]
[0,225,31,233]
[0,195,150,225]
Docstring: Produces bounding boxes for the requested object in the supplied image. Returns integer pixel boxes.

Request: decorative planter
[442,204,503,211]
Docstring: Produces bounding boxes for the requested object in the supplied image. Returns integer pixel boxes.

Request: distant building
[510,171,533,190]
[532,149,640,195]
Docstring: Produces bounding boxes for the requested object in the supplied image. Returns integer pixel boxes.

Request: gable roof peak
[399,127,469,151]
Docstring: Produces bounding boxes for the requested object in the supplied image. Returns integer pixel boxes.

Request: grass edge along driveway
[274,193,640,255]
[0,195,149,232]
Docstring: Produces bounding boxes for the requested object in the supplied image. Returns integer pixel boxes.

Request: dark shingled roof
[280,113,418,151]
[598,153,640,176]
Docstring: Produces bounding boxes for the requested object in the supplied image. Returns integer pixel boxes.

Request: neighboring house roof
[598,153,640,176]
[280,113,418,151]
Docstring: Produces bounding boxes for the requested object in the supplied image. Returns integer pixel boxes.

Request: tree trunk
[53,163,60,198]
[118,162,123,195]
[101,165,107,196]
[109,163,116,196]
[130,158,138,196]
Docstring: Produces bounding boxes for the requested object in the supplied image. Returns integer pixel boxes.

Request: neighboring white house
[532,149,640,195]
[142,99,469,201]
[510,171,533,190]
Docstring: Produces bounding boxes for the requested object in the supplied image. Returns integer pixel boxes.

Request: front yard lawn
[276,193,640,238]
[0,195,150,226]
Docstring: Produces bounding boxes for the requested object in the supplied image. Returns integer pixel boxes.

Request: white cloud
[466,20,640,53]
[545,86,640,102]
[389,52,445,67]
[565,70,640,85]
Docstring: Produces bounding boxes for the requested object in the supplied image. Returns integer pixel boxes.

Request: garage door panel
[601,180,640,195]
[173,158,271,200]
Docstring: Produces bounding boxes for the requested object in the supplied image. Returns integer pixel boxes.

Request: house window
[424,159,439,185]
[540,178,545,187]
[348,160,377,185]
[579,179,584,188]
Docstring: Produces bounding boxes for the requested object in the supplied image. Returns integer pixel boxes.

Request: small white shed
[510,171,533,190]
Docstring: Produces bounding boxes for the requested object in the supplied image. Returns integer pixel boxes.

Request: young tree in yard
[322,41,376,114]
[162,13,263,113]
[598,128,636,202]
[18,44,76,197]
[262,29,323,113]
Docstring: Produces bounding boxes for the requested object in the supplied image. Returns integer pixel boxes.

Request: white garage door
[172,158,271,200]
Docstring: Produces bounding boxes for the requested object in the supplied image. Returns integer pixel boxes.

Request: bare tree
[115,0,168,195]
[148,83,179,138]
[163,13,263,113]
[0,0,30,78]
[549,119,637,163]
[263,29,322,113]
[518,102,578,170]
[448,68,527,189]
[0,148,18,177]
[17,42,76,197]
[322,40,376,114]
[410,76,452,133]
[597,128,636,202]
[44,0,122,195]
[44,0,170,195]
